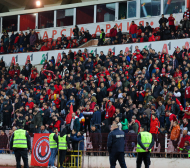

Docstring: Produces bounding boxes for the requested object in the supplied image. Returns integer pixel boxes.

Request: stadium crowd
[1,12,190,155]
[0,42,190,153]
[1,13,190,54]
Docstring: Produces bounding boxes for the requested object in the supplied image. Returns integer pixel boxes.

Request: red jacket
[0,46,5,53]
[135,119,141,133]
[54,98,61,109]
[66,43,73,49]
[9,70,15,78]
[134,53,143,62]
[129,24,137,34]
[40,45,49,51]
[110,28,117,37]
[105,102,116,119]
[149,116,160,134]
[53,120,61,132]
[14,36,19,44]
[148,35,155,42]
[54,84,62,94]
[168,16,175,26]
[25,101,34,109]
[179,135,190,148]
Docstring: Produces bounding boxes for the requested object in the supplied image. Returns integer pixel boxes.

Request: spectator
[159,14,168,27]
[0,130,8,153]
[30,31,36,46]
[91,105,101,129]
[129,21,137,38]
[180,16,190,33]
[170,121,180,151]
[40,42,49,51]
[110,25,117,43]
[179,129,190,149]
[39,125,49,133]
[31,110,42,133]
[168,14,175,33]
[121,115,128,133]
[70,112,80,132]
[129,117,139,134]
[145,22,152,32]
[149,114,160,134]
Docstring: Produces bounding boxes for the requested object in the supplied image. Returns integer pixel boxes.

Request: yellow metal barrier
[58,150,83,168]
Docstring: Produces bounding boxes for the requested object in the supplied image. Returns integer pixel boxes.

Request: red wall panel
[20,14,36,31]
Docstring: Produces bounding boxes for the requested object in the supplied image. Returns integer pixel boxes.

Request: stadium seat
[155,36,160,41]
[155,27,160,31]
[106,33,110,38]
[129,34,132,38]
[73,39,77,43]
[67,36,71,40]
[43,39,48,42]
[175,26,178,30]
[152,28,155,32]
[52,41,56,47]
[92,34,96,38]
[47,44,52,50]
[83,38,87,43]
[132,38,136,43]
[57,37,61,41]
[48,38,52,42]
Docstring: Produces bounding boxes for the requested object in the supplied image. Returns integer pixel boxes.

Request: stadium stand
[1,0,190,158]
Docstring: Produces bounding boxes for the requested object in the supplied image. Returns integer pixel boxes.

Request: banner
[1,38,190,66]
[0,13,183,40]
[31,133,51,167]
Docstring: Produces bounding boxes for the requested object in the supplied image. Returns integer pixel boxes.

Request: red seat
[57,37,61,41]
[48,38,52,42]
[83,38,87,43]
[92,34,96,38]
[132,38,136,43]
[52,41,57,47]
[67,36,71,40]
[47,42,51,46]
[106,33,110,38]
[175,26,178,30]
[155,36,160,41]
[73,39,77,43]
[152,28,155,32]
[129,34,132,38]
[75,43,78,47]
[47,44,52,50]
[155,27,160,31]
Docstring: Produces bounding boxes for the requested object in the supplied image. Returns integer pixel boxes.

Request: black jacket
[107,128,125,153]
[9,129,31,150]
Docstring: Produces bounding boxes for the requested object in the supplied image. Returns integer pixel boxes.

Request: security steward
[58,128,70,168]
[48,127,58,168]
[136,125,154,168]
[107,123,127,168]
[9,123,31,168]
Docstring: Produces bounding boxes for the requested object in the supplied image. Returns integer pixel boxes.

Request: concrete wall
[0,154,190,168]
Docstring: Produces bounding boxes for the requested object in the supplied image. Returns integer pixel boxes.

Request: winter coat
[110,28,117,37]
[149,116,160,134]
[129,24,137,34]
[170,125,180,140]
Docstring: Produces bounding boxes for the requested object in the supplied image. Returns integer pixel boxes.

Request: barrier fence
[0,132,189,159]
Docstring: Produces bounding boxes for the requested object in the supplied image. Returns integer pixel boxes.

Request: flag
[31,133,51,167]
[176,98,183,111]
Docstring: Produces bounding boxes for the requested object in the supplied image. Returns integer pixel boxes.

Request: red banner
[31,133,50,167]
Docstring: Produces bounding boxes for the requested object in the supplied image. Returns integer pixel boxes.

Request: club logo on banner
[31,133,51,167]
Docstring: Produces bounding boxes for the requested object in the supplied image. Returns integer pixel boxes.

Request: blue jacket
[70,135,84,150]
[91,110,101,126]
[107,128,125,153]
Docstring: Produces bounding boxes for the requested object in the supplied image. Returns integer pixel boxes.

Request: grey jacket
[157,104,165,116]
